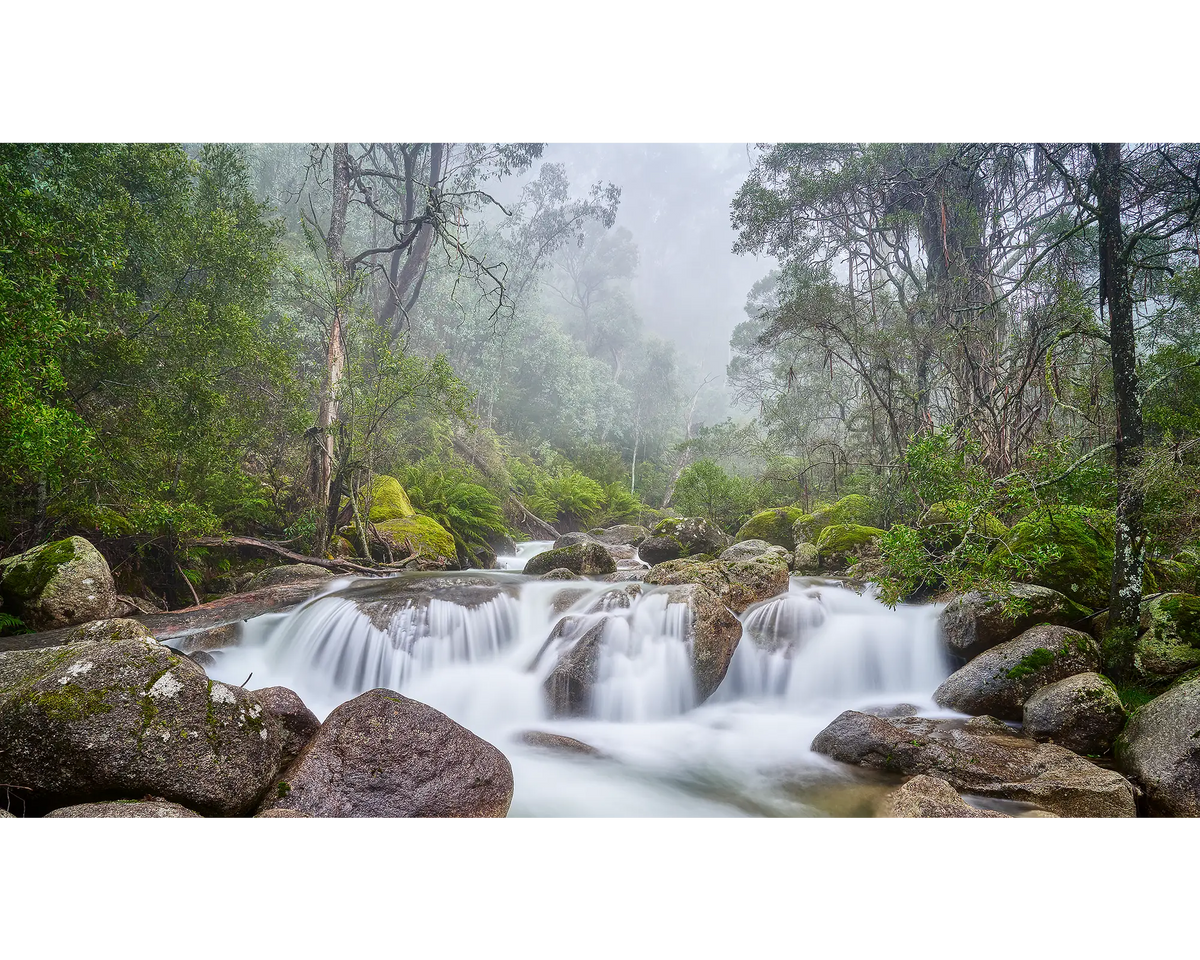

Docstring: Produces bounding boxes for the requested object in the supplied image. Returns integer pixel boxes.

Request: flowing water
[207,544,957,817]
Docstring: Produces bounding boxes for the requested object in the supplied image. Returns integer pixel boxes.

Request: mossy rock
[0,536,118,630]
[735,507,808,550]
[814,523,886,568]
[331,535,356,559]
[919,500,1008,549]
[793,542,820,574]
[987,505,1115,609]
[644,558,788,614]
[362,475,416,522]
[368,516,456,567]
[648,517,732,557]
[1131,593,1200,683]
[793,495,875,543]
[524,542,616,577]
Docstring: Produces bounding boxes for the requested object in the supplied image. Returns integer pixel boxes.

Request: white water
[496,540,555,571]
[208,559,955,817]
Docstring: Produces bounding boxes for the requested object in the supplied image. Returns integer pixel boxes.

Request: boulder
[939,583,1092,662]
[518,730,605,757]
[881,774,1009,818]
[644,558,789,614]
[367,516,457,568]
[362,474,416,522]
[814,523,886,569]
[1022,672,1126,756]
[543,619,609,717]
[934,624,1100,721]
[524,542,616,577]
[811,711,1136,817]
[719,540,791,565]
[660,584,743,700]
[552,532,596,550]
[792,542,820,574]
[646,517,732,559]
[591,525,650,548]
[0,628,284,816]
[254,808,310,817]
[45,800,203,818]
[252,686,321,766]
[539,568,581,581]
[487,533,518,558]
[735,508,808,550]
[637,536,684,566]
[1114,673,1200,816]
[1131,593,1200,683]
[245,564,335,592]
[0,536,119,630]
[793,495,874,543]
[987,505,1115,609]
[259,689,513,817]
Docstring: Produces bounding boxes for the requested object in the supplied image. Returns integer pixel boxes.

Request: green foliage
[672,459,773,532]
[398,459,511,566]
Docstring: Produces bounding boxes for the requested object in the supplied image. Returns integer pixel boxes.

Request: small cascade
[496,540,554,571]
[207,569,953,817]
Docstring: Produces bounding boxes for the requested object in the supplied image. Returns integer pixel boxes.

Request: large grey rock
[0,537,119,630]
[881,774,1009,818]
[551,532,596,551]
[259,689,512,818]
[524,542,616,577]
[0,628,284,816]
[812,711,1136,817]
[543,619,610,718]
[1130,593,1200,683]
[1022,672,1126,756]
[245,564,335,592]
[644,558,789,614]
[1114,673,1200,816]
[645,517,732,560]
[934,624,1100,721]
[637,536,684,566]
[591,525,650,548]
[792,542,820,574]
[940,583,1092,662]
[719,540,779,563]
[660,584,743,700]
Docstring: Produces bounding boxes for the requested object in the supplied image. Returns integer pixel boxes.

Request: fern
[400,460,513,565]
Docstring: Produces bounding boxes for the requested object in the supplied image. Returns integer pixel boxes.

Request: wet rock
[939,583,1092,661]
[0,634,284,816]
[601,570,648,583]
[811,710,1136,817]
[647,517,732,558]
[862,703,924,718]
[172,623,241,653]
[881,775,1009,818]
[552,532,597,550]
[524,542,616,577]
[259,689,513,817]
[660,584,743,700]
[934,624,1100,721]
[637,536,684,566]
[543,619,609,717]
[540,568,581,581]
[487,533,518,558]
[252,686,321,766]
[519,730,606,757]
[591,525,650,548]
[1022,672,1126,756]
[645,558,788,614]
[254,808,310,817]
[1114,673,1200,816]
[792,542,820,574]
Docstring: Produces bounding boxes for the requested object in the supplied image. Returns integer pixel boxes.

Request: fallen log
[189,535,382,575]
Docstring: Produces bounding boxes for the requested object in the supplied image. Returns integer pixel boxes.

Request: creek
[208,543,957,816]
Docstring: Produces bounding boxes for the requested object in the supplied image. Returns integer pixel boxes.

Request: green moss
[987,506,1115,608]
[23,683,113,722]
[364,475,415,523]
[1007,647,1058,680]
[367,515,456,562]
[0,537,79,601]
[735,507,808,550]
[276,780,291,798]
[815,523,886,555]
[794,495,874,542]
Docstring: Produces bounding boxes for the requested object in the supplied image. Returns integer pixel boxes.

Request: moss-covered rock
[0,536,119,630]
[988,505,1115,609]
[648,517,732,558]
[735,507,808,550]
[246,564,335,592]
[919,500,1008,549]
[363,474,415,522]
[644,558,789,614]
[591,525,651,548]
[792,542,820,574]
[939,583,1093,662]
[814,523,886,569]
[719,540,791,566]
[1022,672,1127,756]
[364,516,457,568]
[1113,672,1200,816]
[1131,593,1200,682]
[524,541,616,577]
[933,624,1100,721]
[793,495,875,543]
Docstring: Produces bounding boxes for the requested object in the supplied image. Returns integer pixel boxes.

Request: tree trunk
[1095,141,1146,681]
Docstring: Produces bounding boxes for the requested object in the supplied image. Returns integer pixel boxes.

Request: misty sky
[518,144,777,382]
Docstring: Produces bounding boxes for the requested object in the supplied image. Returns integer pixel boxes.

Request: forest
[5,144,1199,659]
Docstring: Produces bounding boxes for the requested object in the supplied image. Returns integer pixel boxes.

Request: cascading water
[207,559,956,817]
[496,540,555,571]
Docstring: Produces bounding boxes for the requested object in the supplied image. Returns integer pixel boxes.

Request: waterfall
[208,571,952,817]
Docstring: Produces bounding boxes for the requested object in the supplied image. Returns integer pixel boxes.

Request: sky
[518,143,778,381]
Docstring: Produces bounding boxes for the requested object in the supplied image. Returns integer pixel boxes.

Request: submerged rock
[543,619,609,717]
[519,730,606,757]
[881,775,1009,818]
[524,542,616,577]
[1021,672,1126,756]
[45,799,203,818]
[939,583,1092,662]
